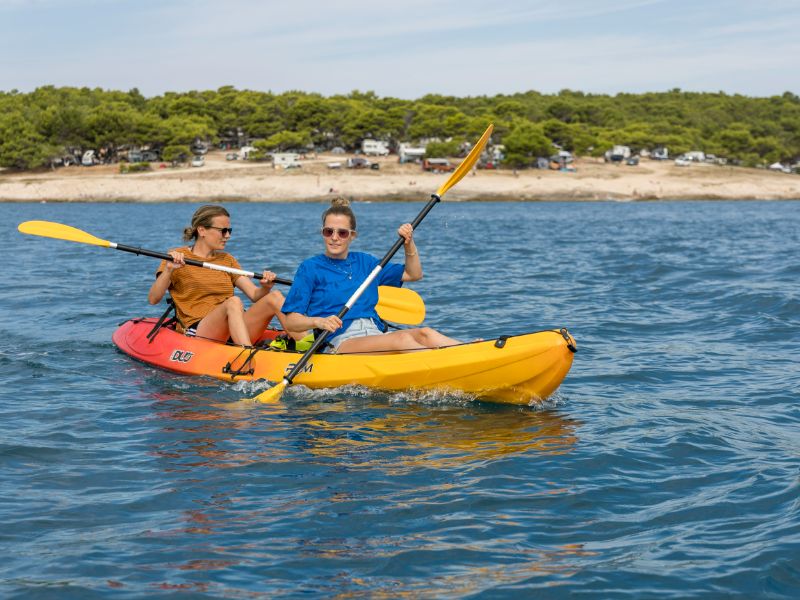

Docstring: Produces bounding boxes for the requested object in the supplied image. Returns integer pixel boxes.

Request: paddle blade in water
[436,124,494,198]
[377,286,425,325]
[18,221,112,248]
[252,381,287,404]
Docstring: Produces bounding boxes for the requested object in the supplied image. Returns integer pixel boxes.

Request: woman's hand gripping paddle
[251,123,494,404]
[16,220,424,326]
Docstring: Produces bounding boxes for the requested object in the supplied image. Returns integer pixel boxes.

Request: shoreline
[1,151,798,202]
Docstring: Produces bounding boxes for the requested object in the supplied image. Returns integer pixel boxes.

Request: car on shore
[422,158,455,173]
[346,157,372,169]
[191,156,205,167]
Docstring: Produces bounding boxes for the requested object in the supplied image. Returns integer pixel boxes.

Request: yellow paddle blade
[252,381,287,403]
[436,124,494,198]
[377,286,425,325]
[18,220,112,248]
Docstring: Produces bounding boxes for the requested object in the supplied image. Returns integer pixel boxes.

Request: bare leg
[195,296,251,345]
[337,327,461,354]
[244,290,307,342]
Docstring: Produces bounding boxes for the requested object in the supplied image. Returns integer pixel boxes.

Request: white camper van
[398,143,426,164]
[361,139,390,156]
[271,153,302,169]
[605,145,632,162]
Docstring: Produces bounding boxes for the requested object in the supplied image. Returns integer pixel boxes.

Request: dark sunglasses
[321,227,356,239]
[206,226,233,236]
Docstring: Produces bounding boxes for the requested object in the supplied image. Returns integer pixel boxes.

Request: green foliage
[424,140,460,158]
[503,121,552,167]
[260,130,312,152]
[1,85,799,171]
[119,161,151,173]
[161,144,189,163]
[0,111,56,169]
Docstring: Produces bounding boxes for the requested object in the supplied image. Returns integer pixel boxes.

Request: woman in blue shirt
[281,197,461,353]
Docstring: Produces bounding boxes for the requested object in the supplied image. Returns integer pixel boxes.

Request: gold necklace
[325,255,353,280]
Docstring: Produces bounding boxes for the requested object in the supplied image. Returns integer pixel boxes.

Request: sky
[0,0,798,99]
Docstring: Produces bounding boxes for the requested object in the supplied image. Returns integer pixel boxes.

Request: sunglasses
[321,227,356,239]
[206,226,233,236]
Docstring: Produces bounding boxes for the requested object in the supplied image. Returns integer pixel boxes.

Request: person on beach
[280,197,462,353]
[149,205,304,346]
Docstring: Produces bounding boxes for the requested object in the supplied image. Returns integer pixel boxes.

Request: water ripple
[1,200,799,598]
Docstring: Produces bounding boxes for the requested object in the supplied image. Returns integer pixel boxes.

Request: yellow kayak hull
[113,319,576,405]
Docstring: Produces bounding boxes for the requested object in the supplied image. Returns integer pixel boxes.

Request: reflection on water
[148,387,580,473]
[138,385,583,595]
[298,400,578,470]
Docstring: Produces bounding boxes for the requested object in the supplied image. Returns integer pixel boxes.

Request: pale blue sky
[1,0,798,98]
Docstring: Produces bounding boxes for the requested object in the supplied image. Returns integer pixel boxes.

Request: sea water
[0,200,798,598]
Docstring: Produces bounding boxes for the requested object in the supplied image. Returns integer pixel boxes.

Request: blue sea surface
[0,200,798,598]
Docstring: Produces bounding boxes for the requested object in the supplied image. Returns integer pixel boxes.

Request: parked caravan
[346,157,372,169]
[398,144,426,164]
[605,145,631,162]
[684,151,706,162]
[271,153,302,169]
[652,147,669,160]
[361,139,390,156]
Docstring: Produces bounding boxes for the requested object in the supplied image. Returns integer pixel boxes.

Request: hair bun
[330,196,350,208]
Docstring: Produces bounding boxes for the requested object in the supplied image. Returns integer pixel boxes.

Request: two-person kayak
[112,318,576,405]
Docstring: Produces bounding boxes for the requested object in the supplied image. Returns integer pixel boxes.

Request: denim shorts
[325,318,383,353]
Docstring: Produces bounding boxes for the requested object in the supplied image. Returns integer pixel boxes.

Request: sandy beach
[1,151,798,202]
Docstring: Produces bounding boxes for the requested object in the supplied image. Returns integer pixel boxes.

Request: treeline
[1,85,799,170]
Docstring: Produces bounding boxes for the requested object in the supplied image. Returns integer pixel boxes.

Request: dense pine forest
[1,86,799,170]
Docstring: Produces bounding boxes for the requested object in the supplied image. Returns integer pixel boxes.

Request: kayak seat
[146,298,182,343]
[268,332,316,352]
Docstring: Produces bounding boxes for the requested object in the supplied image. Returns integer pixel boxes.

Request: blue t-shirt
[282,252,405,338]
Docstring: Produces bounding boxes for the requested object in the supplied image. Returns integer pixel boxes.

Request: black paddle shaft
[281,194,442,384]
[113,243,292,285]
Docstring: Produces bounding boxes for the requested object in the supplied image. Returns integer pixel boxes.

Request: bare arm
[235,270,276,301]
[398,223,422,282]
[284,312,342,333]
[148,250,183,304]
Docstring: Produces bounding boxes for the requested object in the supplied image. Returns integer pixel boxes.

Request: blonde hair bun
[330,196,350,208]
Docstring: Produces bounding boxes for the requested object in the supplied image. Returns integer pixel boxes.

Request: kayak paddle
[17,220,425,326]
[251,123,494,404]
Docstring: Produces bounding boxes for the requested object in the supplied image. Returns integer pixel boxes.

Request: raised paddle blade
[253,380,287,404]
[377,286,425,325]
[436,124,494,198]
[18,220,112,248]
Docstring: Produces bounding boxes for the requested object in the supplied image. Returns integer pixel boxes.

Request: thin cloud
[0,0,797,96]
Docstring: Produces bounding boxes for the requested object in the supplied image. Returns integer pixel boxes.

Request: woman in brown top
[148,205,300,346]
